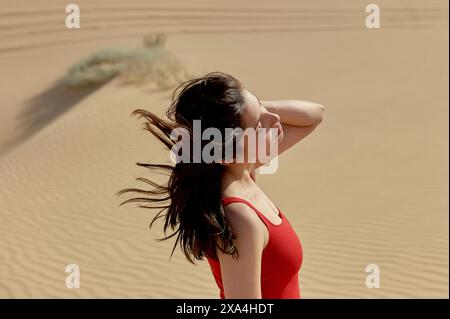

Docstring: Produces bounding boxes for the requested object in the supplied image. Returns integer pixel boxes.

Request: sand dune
[0,2,447,54]
[0,0,448,298]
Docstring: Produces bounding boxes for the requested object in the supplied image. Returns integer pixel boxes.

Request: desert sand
[0,0,448,298]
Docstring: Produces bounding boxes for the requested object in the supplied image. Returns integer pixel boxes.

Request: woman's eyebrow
[255,98,262,128]
[250,94,262,129]
[255,94,262,106]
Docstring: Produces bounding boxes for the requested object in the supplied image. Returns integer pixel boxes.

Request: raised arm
[256,100,325,167]
[261,100,325,127]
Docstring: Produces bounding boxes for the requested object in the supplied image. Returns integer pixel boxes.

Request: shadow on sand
[0,80,107,158]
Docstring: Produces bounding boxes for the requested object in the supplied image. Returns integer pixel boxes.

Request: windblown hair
[116,71,246,264]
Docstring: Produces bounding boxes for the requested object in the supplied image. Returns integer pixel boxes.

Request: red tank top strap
[221,196,281,228]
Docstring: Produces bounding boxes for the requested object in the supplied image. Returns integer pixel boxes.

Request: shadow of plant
[0,33,191,157]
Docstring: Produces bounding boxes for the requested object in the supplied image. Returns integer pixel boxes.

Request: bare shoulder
[223,202,263,233]
[222,202,267,249]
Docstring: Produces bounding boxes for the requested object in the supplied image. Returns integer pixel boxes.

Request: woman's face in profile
[237,88,283,164]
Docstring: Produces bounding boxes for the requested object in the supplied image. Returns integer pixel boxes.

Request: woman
[117,71,325,299]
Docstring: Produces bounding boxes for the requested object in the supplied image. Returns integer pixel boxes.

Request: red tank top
[206,196,303,299]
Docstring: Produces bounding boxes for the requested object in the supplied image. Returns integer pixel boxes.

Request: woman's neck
[221,164,257,197]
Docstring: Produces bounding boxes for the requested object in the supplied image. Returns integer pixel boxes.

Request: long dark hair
[116,71,246,264]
